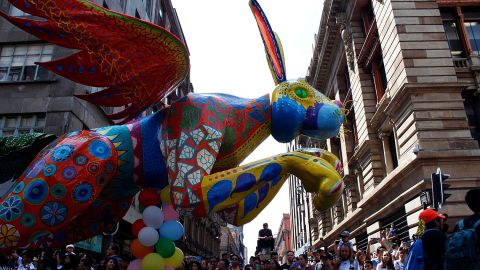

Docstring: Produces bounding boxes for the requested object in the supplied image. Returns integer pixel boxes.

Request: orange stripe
[253,9,282,79]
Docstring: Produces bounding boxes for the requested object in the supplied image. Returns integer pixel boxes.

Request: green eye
[294,88,308,99]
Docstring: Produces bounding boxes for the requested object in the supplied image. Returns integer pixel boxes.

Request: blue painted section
[257,184,269,207]
[302,103,344,140]
[272,175,282,187]
[207,180,233,212]
[271,97,305,143]
[243,192,257,217]
[258,163,282,183]
[140,111,168,189]
[233,173,257,193]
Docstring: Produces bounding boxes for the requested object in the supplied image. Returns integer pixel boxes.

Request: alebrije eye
[294,88,308,99]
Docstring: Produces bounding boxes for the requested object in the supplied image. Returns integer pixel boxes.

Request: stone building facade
[289,0,480,251]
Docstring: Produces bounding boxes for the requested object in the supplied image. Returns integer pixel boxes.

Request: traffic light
[431,167,450,210]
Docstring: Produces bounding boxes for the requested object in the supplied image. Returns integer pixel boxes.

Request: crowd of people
[0,244,129,270]
[1,188,478,270]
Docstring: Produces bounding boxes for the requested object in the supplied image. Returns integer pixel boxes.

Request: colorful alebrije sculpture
[0,0,346,249]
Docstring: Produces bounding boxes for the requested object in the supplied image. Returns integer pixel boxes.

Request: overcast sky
[172,0,324,258]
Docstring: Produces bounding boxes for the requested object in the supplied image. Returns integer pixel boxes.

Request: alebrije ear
[249,0,287,85]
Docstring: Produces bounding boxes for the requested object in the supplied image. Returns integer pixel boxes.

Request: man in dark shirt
[257,223,274,253]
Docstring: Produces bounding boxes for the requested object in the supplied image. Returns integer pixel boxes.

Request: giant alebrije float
[0,0,346,260]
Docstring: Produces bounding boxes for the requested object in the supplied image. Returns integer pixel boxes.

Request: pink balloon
[127,259,142,270]
[162,205,179,221]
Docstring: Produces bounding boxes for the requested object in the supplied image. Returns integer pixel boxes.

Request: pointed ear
[249,0,286,85]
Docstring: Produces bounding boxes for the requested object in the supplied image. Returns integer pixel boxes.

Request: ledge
[0,79,56,85]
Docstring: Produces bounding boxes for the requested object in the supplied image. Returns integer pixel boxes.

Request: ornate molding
[336,13,355,72]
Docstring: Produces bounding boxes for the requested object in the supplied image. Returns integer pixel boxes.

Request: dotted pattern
[0,131,117,248]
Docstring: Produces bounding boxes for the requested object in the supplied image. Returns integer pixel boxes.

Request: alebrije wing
[0,0,189,123]
[249,0,286,85]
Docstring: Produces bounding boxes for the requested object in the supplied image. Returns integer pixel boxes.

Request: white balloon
[138,227,159,247]
[142,205,164,228]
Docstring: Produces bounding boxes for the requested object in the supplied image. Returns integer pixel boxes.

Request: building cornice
[370,82,470,129]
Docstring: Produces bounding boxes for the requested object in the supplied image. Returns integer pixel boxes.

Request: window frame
[0,43,55,83]
[0,114,46,137]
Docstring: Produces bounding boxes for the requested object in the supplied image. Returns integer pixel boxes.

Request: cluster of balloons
[127,188,185,270]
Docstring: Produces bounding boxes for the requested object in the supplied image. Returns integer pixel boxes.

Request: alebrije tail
[0,131,118,249]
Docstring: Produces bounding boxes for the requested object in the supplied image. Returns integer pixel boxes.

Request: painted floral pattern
[40,202,68,226]
[0,196,23,222]
[0,224,20,248]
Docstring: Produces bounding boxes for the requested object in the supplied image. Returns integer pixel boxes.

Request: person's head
[66,244,75,254]
[270,251,278,262]
[230,255,240,266]
[249,256,255,265]
[22,250,34,264]
[313,249,324,261]
[320,253,333,267]
[118,253,130,270]
[364,260,374,270]
[187,261,201,270]
[106,258,119,270]
[340,231,350,242]
[398,247,408,261]
[263,223,269,229]
[419,209,445,229]
[265,260,276,270]
[376,247,385,258]
[356,250,366,263]
[78,258,92,270]
[217,259,229,270]
[200,258,208,270]
[466,188,480,213]
[107,244,120,256]
[207,257,218,270]
[286,251,294,263]
[381,253,391,264]
[221,253,229,260]
[298,254,308,267]
[339,244,353,261]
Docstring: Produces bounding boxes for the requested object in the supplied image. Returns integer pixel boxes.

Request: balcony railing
[453,57,471,68]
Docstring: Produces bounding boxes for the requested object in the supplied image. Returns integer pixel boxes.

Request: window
[388,133,398,169]
[464,8,480,55]
[0,114,46,137]
[441,8,465,57]
[0,44,54,82]
[145,0,153,19]
[158,2,164,21]
[372,58,388,103]
[119,0,126,11]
